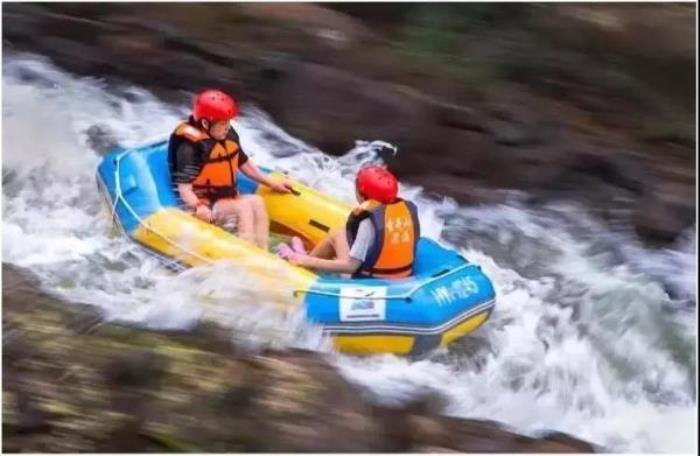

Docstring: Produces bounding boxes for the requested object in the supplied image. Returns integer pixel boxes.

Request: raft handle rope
[292,262,473,302]
[110,149,214,266]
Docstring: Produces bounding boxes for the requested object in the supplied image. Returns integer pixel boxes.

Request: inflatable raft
[96,140,496,356]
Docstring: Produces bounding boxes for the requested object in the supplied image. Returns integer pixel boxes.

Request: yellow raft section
[332,309,491,355]
[131,172,348,309]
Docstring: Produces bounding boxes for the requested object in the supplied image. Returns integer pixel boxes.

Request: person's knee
[249,195,266,212]
[236,206,255,224]
[226,198,249,215]
[216,199,248,228]
[330,228,348,250]
[331,228,347,243]
[213,200,233,219]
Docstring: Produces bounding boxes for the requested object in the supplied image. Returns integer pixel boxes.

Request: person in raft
[168,89,293,249]
[278,166,421,279]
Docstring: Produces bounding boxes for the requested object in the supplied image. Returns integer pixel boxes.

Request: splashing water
[2,53,696,453]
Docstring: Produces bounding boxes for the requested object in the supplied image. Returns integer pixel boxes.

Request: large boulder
[255,62,440,156]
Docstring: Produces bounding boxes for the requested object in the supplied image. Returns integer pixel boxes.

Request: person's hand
[194,203,213,223]
[268,179,294,194]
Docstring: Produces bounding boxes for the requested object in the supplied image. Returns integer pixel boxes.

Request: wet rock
[569,149,648,193]
[2,263,596,452]
[257,62,438,156]
[633,181,696,246]
[84,124,120,155]
[11,390,52,435]
[238,3,375,50]
[489,119,541,146]
[537,431,602,453]
[104,350,165,389]
[405,172,511,206]
[436,103,485,132]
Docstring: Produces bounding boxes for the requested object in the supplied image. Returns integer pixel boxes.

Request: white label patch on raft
[339,287,387,322]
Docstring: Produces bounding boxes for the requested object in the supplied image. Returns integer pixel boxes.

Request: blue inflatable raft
[96,140,496,355]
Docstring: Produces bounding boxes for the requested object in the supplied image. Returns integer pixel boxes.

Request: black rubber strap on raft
[359,263,414,277]
[430,268,451,278]
[309,219,330,232]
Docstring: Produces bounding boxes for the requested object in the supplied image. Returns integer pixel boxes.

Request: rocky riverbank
[2,264,596,452]
[2,3,695,246]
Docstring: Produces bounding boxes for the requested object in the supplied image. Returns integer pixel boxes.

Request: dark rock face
[2,3,695,246]
[634,181,697,246]
[2,264,597,452]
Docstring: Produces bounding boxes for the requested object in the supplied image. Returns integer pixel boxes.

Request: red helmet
[356,166,398,204]
[193,89,238,122]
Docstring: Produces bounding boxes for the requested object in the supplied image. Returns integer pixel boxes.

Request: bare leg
[330,228,350,261]
[309,235,335,259]
[213,197,256,245]
[243,194,270,249]
[309,228,350,260]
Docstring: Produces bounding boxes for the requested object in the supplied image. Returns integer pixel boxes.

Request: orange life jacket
[172,121,241,201]
[346,199,420,279]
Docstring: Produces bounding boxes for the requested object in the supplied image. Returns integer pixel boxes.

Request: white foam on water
[2,53,696,453]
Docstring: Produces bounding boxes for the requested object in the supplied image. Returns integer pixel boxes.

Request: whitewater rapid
[2,53,697,453]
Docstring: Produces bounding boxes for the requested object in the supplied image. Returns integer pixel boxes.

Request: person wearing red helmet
[168,89,293,249]
[279,165,420,278]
